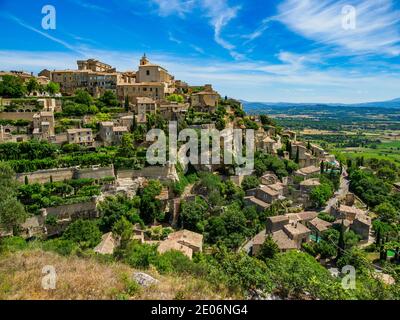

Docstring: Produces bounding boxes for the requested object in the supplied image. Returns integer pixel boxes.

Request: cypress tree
[337,221,345,259]
[320,161,325,174]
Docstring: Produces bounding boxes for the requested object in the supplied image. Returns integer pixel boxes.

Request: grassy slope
[0,249,239,300]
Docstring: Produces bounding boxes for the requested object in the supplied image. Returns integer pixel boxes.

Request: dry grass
[0,249,239,300]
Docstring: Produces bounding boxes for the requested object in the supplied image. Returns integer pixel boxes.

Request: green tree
[0,75,26,98]
[139,180,163,224]
[74,89,93,105]
[99,90,119,107]
[374,202,398,223]
[257,236,279,260]
[26,78,40,95]
[98,195,143,231]
[166,94,184,103]
[112,216,133,248]
[46,82,60,95]
[241,175,260,191]
[180,197,209,232]
[62,219,102,249]
[310,183,333,208]
[0,163,27,234]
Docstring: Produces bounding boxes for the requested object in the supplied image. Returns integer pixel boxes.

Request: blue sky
[0,0,400,103]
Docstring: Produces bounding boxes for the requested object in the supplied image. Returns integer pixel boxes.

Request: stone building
[157,229,203,259]
[32,111,55,141]
[116,55,175,103]
[99,122,129,145]
[66,128,94,146]
[41,59,135,98]
[191,84,219,112]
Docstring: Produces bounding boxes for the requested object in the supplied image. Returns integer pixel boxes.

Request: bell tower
[140,53,149,66]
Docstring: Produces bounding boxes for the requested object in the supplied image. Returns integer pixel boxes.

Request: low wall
[16,167,75,184]
[117,165,178,181]
[45,199,98,220]
[75,165,115,180]
[16,165,115,184]
[0,112,36,121]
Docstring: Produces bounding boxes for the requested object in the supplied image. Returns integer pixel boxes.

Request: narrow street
[322,172,349,214]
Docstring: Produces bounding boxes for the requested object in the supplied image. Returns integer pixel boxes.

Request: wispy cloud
[150,0,195,18]
[200,0,243,59]
[70,0,109,13]
[151,0,243,59]
[242,18,270,43]
[277,0,400,56]
[5,14,86,55]
[168,32,183,45]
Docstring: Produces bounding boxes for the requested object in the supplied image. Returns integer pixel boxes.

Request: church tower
[140,54,149,66]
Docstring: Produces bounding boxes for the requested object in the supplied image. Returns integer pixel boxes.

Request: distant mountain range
[241,98,400,113]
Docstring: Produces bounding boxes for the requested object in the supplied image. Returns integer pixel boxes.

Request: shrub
[42,239,78,256]
[0,236,27,253]
[62,219,102,249]
[120,242,158,269]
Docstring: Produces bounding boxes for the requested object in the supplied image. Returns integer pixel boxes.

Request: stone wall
[117,165,178,182]
[75,165,115,180]
[16,165,115,184]
[0,112,36,121]
[44,198,98,221]
[16,167,75,184]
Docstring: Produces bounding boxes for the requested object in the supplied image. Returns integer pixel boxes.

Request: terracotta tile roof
[94,232,119,255]
[339,205,365,216]
[284,222,311,237]
[309,217,332,232]
[296,211,318,222]
[297,165,320,175]
[259,186,279,197]
[244,196,270,209]
[300,178,321,186]
[271,230,298,250]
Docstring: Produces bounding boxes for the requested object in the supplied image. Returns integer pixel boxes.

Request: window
[146,70,150,76]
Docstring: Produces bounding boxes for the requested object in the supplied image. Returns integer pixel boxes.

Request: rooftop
[259,186,279,197]
[271,230,298,250]
[339,205,366,216]
[67,128,92,134]
[309,217,332,232]
[300,178,321,186]
[297,165,320,175]
[244,196,270,209]
[284,222,311,237]
[94,232,119,255]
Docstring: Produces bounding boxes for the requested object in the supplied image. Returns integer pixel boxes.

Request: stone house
[191,84,219,112]
[295,165,321,179]
[66,128,94,146]
[99,121,129,146]
[32,111,55,141]
[94,232,119,255]
[157,229,203,259]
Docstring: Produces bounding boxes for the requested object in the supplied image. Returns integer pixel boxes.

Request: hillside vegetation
[0,248,238,300]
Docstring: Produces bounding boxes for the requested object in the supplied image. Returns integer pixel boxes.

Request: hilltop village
[0,56,397,300]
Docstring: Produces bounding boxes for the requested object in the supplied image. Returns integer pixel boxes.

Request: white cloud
[150,0,195,17]
[277,0,400,56]
[150,0,243,59]
[168,32,183,44]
